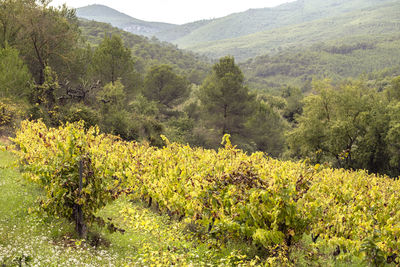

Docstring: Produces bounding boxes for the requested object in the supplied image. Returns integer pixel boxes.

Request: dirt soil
[0,136,11,145]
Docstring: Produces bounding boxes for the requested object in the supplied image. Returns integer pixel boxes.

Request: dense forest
[1,0,400,176]
[1,0,400,265]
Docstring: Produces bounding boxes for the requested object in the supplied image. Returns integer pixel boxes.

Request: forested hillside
[77,0,397,57]
[241,34,400,91]
[186,1,400,60]
[76,0,400,92]
[78,20,210,84]
[161,0,396,49]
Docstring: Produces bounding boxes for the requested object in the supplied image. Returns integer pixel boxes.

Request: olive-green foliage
[281,86,304,124]
[93,82,163,145]
[65,44,94,85]
[385,80,400,173]
[79,20,210,84]
[96,80,125,107]
[0,0,25,48]
[28,66,63,126]
[241,35,400,92]
[245,100,287,157]
[100,109,139,141]
[91,34,137,88]
[287,78,399,176]
[95,81,147,142]
[127,95,164,146]
[199,56,254,147]
[58,103,100,128]
[33,66,59,108]
[386,76,400,101]
[163,115,195,144]
[15,2,80,84]
[0,46,31,99]
[143,65,190,109]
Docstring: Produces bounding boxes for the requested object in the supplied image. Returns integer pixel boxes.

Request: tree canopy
[143,64,190,109]
[199,56,253,140]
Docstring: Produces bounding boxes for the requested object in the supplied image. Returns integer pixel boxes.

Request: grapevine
[11,120,400,264]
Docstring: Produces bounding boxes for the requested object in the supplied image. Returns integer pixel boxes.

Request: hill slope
[157,0,396,49]
[78,20,210,83]
[240,34,400,91]
[185,1,400,61]
[77,4,176,37]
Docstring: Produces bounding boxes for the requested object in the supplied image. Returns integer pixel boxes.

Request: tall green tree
[91,34,138,90]
[199,56,253,144]
[0,46,31,99]
[287,79,391,174]
[245,100,287,157]
[281,86,304,124]
[16,2,80,84]
[0,0,28,48]
[385,76,400,101]
[143,64,190,110]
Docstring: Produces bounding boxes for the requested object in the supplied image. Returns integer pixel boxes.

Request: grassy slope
[75,0,396,53]
[184,1,400,61]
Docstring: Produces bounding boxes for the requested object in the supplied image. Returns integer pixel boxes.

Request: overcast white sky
[49,0,296,24]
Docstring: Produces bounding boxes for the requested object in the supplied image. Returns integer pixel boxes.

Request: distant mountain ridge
[76,0,400,62]
[187,1,400,61]
[163,0,397,52]
[76,4,176,37]
[76,2,400,93]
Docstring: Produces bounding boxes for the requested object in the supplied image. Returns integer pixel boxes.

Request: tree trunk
[222,104,228,135]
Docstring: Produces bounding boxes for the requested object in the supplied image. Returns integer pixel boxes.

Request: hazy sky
[49,0,297,24]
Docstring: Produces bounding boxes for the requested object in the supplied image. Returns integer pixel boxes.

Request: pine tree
[199,56,253,142]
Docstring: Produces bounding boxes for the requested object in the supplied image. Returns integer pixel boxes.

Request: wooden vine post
[74,159,87,238]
